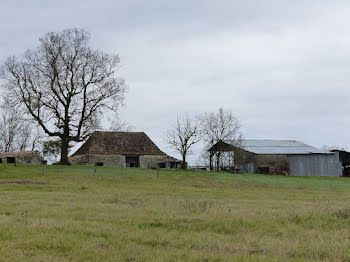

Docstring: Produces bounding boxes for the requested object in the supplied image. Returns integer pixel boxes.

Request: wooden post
[216,152,222,171]
[209,151,213,171]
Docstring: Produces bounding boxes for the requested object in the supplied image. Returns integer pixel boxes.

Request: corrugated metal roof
[224,140,332,155]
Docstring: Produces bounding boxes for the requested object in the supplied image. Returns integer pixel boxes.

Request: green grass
[0,164,349,261]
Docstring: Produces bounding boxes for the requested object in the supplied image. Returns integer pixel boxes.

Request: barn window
[126,156,140,168]
[6,157,15,164]
[158,163,166,169]
[95,162,104,166]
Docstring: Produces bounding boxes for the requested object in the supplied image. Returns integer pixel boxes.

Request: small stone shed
[209,140,342,177]
[70,131,181,168]
[0,151,43,164]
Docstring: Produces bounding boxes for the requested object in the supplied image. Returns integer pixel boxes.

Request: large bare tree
[166,113,201,169]
[1,28,126,164]
[201,108,243,171]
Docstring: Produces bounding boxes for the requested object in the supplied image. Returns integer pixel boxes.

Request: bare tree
[1,28,126,164]
[0,101,42,152]
[17,127,32,152]
[200,108,243,171]
[0,107,20,152]
[29,127,44,151]
[109,114,134,132]
[166,113,201,169]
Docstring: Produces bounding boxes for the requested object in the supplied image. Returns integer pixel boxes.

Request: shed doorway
[126,156,140,168]
[332,150,350,177]
[257,166,270,174]
[6,157,15,164]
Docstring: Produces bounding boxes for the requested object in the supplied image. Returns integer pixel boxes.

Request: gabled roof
[72,131,165,156]
[224,140,332,155]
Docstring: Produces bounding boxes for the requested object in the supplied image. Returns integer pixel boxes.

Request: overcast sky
[1,0,350,164]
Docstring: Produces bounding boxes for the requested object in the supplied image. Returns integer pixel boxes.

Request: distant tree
[29,128,44,152]
[1,28,127,164]
[0,105,20,152]
[42,140,62,163]
[0,100,42,152]
[200,108,243,171]
[109,114,134,132]
[166,113,201,169]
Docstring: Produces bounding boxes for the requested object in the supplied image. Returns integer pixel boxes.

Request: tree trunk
[181,155,187,170]
[60,138,70,165]
[209,152,213,171]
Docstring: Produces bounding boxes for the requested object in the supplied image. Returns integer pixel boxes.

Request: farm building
[209,140,343,177]
[70,131,181,168]
[0,151,43,164]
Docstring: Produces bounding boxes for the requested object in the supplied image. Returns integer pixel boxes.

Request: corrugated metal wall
[236,163,254,174]
[287,153,342,177]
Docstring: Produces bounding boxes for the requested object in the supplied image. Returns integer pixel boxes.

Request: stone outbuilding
[209,140,342,177]
[70,131,181,168]
[0,151,43,164]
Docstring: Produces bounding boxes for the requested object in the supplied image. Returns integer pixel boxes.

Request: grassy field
[0,164,349,261]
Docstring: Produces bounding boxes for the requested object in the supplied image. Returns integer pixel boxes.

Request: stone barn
[209,140,342,177]
[0,151,43,164]
[70,131,181,168]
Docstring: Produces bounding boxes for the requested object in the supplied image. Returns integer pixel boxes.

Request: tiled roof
[72,131,165,156]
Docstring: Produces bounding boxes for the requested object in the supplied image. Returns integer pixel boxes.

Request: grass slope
[0,164,349,261]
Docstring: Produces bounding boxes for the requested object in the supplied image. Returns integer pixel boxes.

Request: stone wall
[70,154,177,168]
[139,155,169,168]
[70,154,126,167]
[17,154,42,164]
[254,154,288,173]
[0,152,42,164]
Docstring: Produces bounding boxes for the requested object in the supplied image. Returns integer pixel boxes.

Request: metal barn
[209,140,342,177]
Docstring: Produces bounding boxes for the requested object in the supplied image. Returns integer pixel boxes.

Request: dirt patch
[0,181,47,185]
